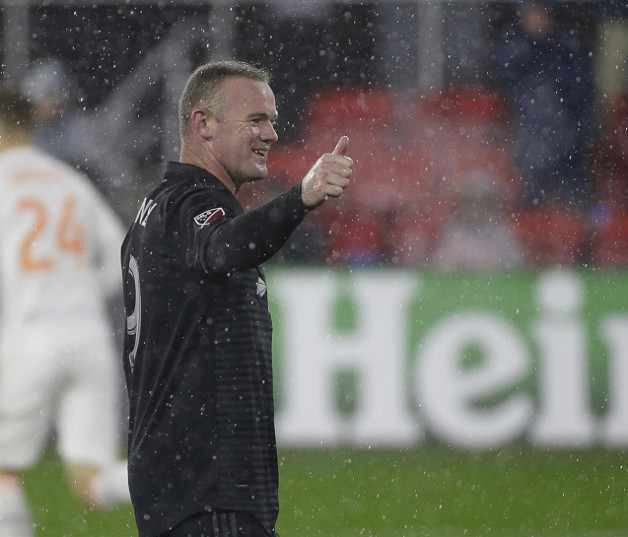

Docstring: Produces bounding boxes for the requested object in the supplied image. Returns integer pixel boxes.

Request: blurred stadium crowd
[8,0,628,270]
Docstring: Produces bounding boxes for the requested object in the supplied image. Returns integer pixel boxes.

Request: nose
[263,121,278,143]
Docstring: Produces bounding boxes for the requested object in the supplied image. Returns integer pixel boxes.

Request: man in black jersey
[120,60,352,537]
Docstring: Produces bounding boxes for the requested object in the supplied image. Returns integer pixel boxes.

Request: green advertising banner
[266,267,628,450]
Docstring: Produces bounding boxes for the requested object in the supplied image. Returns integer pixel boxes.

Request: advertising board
[268,268,628,449]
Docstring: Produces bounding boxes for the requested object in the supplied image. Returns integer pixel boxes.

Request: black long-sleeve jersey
[121,162,308,537]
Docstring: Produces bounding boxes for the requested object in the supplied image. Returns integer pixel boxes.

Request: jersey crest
[256,276,267,298]
[194,207,226,228]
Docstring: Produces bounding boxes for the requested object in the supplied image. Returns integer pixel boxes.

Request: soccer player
[121,60,352,537]
[0,86,131,537]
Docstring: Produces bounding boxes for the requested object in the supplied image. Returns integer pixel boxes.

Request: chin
[248,167,269,182]
[234,164,268,186]
[234,175,265,190]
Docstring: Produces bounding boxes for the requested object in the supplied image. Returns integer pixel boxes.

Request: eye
[249,116,277,126]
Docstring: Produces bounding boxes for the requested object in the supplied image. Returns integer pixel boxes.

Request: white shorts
[0,321,123,470]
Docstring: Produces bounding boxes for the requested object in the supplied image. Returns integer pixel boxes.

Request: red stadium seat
[347,145,432,212]
[301,85,398,151]
[408,85,509,155]
[305,84,397,128]
[511,207,588,266]
[267,143,315,186]
[323,203,387,265]
[442,140,522,202]
[593,211,628,267]
[413,85,507,124]
[267,142,424,214]
[404,85,518,202]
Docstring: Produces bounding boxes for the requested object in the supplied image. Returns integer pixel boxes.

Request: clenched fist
[301,136,353,208]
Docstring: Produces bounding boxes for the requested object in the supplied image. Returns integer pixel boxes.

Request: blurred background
[4,0,628,271]
[3,0,628,535]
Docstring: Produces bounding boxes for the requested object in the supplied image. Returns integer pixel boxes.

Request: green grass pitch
[24,447,627,537]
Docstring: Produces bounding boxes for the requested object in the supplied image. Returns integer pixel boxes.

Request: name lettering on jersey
[194,207,226,228]
[12,168,64,183]
[135,198,157,227]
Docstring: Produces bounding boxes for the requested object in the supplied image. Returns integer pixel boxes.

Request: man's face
[210,77,278,187]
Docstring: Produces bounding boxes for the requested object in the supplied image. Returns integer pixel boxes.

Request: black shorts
[161,511,279,537]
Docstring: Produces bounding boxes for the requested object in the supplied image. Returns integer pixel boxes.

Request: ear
[191,108,215,141]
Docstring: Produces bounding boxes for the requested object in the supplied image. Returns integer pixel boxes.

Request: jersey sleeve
[85,183,127,298]
[182,183,309,275]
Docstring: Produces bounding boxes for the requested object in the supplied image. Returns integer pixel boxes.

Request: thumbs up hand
[331,135,349,157]
[301,136,353,209]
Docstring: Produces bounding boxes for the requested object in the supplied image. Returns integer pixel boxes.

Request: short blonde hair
[178,60,271,138]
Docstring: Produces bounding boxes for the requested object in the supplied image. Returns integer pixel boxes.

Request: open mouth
[252,149,268,158]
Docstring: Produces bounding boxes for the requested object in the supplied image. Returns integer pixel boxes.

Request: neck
[179,139,237,193]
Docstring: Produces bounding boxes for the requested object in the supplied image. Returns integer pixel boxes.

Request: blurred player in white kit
[0,85,130,537]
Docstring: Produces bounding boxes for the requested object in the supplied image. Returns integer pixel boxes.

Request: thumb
[331,135,349,156]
